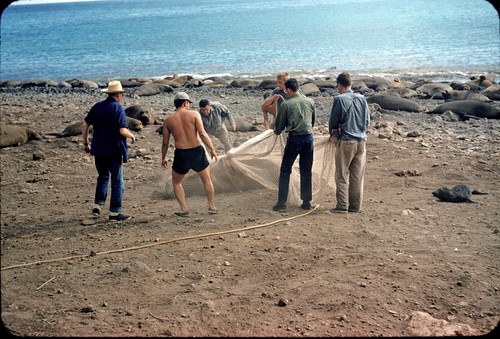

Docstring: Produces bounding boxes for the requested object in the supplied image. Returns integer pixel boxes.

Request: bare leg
[172,170,188,212]
[197,167,216,210]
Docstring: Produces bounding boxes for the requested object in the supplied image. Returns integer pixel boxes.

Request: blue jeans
[277,134,314,205]
[94,156,124,213]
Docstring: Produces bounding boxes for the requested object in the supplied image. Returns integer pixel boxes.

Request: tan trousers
[210,125,231,153]
[335,140,366,211]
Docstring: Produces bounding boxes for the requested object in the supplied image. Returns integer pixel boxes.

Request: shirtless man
[261,72,289,129]
[161,92,218,216]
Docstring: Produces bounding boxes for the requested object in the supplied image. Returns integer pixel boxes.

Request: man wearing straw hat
[82,80,136,221]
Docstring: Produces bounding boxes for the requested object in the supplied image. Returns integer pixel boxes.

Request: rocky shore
[1,73,499,336]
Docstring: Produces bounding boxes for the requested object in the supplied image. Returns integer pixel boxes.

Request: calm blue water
[1,0,499,82]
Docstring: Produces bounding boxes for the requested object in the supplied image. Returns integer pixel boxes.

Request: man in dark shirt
[82,80,136,221]
[273,78,316,211]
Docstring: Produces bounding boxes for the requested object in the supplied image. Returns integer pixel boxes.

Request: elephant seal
[126,117,144,132]
[442,90,491,102]
[299,82,321,96]
[483,84,500,101]
[230,79,261,88]
[0,124,42,148]
[415,83,453,96]
[366,95,424,112]
[385,88,418,98]
[430,100,500,119]
[257,79,278,90]
[467,75,494,89]
[432,183,489,203]
[125,105,159,125]
[359,77,401,91]
[225,117,264,132]
[20,78,59,88]
[132,83,173,97]
[48,117,143,137]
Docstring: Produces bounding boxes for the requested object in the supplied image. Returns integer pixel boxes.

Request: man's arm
[161,120,171,169]
[82,120,91,153]
[119,127,136,143]
[329,98,341,138]
[273,104,286,135]
[261,97,276,129]
[221,104,236,131]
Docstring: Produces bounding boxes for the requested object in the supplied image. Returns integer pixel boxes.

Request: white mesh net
[164,129,336,205]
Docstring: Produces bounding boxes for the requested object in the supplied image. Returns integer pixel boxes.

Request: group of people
[82,71,370,220]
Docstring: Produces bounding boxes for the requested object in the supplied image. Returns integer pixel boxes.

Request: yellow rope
[1,204,319,271]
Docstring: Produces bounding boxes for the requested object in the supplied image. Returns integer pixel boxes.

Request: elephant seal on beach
[125,105,159,125]
[359,77,401,91]
[442,90,491,102]
[132,83,173,97]
[366,95,424,112]
[415,83,453,97]
[48,117,143,137]
[430,100,500,119]
[0,124,42,148]
[432,183,489,203]
[483,84,500,101]
[225,117,264,132]
[386,88,418,98]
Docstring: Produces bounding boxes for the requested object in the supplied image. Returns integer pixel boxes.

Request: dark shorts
[172,145,209,175]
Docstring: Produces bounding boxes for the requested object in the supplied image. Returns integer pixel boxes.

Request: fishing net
[164,129,336,205]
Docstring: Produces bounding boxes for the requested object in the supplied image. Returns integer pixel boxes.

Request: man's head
[276,72,290,90]
[102,80,125,101]
[199,99,212,116]
[284,78,300,94]
[336,72,352,93]
[174,92,193,108]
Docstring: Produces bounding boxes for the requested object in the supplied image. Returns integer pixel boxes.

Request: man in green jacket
[273,78,316,211]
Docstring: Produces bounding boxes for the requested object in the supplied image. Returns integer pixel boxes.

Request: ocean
[1,0,499,83]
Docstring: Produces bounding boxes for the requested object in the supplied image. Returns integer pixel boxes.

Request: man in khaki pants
[329,72,370,213]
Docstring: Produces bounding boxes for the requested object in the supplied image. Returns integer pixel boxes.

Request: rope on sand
[1,204,319,271]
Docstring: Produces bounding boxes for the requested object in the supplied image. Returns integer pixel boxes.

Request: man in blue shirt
[82,80,136,221]
[329,72,370,213]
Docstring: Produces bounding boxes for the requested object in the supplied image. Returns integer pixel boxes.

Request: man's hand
[210,149,218,163]
[161,159,168,170]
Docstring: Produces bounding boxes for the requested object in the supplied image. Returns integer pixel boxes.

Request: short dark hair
[199,99,210,108]
[284,78,299,92]
[174,99,186,108]
[336,72,352,87]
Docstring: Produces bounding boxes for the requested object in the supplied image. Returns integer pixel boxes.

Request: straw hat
[102,80,124,93]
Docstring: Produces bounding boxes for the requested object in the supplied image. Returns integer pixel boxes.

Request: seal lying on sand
[432,183,489,203]
[430,100,500,119]
[47,117,144,137]
[366,95,424,112]
[0,124,42,148]
[125,104,160,125]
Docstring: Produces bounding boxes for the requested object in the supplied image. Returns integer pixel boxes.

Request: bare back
[163,108,203,149]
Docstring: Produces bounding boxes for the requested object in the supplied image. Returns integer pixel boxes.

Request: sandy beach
[1,74,499,336]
